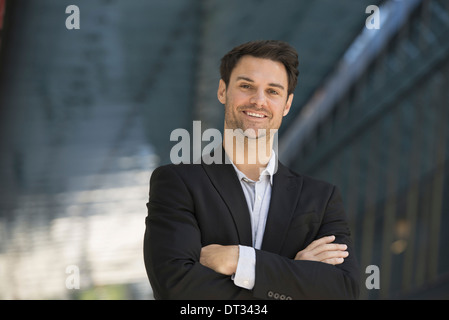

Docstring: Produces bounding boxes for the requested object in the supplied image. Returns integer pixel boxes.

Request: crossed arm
[200,235,349,276]
[144,166,360,300]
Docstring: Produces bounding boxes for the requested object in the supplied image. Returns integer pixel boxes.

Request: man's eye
[240,84,251,89]
[268,89,279,95]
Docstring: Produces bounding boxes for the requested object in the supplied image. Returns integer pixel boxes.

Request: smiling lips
[243,110,268,119]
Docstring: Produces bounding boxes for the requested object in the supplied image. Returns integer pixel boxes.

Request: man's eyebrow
[236,76,285,91]
[236,76,254,83]
[268,82,285,91]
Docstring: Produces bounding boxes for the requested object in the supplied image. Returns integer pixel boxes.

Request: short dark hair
[220,40,299,96]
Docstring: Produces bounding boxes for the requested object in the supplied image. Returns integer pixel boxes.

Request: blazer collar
[261,162,303,254]
[201,147,303,252]
[201,148,253,246]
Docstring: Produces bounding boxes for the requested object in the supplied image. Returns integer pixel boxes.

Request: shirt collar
[229,150,277,185]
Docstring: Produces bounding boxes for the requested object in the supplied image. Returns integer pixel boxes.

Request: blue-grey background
[0,0,448,299]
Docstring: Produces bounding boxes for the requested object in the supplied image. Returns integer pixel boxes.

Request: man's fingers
[315,248,349,262]
[322,257,345,265]
[310,243,347,256]
[297,249,349,264]
[305,235,336,251]
[295,235,349,264]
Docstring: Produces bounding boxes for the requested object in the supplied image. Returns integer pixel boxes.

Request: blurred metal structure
[280,0,449,299]
[0,0,201,299]
[194,0,383,133]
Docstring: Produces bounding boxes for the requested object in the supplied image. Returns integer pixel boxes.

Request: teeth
[246,111,265,118]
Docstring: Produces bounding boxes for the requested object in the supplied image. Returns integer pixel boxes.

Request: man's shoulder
[149,164,209,192]
[279,162,336,192]
[149,162,235,193]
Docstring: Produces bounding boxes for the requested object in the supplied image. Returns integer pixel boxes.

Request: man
[144,40,360,300]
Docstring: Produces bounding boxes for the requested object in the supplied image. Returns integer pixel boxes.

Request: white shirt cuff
[232,245,256,290]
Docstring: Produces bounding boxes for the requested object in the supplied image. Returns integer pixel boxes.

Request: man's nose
[249,90,267,107]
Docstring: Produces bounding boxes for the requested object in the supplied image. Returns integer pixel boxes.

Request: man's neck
[223,134,273,181]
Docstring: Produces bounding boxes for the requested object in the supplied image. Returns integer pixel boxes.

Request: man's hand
[200,244,239,276]
[295,235,348,265]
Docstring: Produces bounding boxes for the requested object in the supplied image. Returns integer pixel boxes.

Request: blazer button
[286,296,292,300]
[273,292,280,300]
[267,291,274,298]
[280,294,286,300]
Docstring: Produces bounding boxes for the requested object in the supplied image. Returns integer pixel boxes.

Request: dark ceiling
[193,0,384,134]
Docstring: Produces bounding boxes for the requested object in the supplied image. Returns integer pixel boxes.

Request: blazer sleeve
[143,165,254,300]
[253,186,360,300]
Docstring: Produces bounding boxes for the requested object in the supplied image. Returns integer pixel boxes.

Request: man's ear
[283,93,294,116]
[217,79,227,104]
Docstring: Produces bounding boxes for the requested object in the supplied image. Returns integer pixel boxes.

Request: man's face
[218,55,294,139]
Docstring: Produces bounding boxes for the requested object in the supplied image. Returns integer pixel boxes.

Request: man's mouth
[243,111,267,119]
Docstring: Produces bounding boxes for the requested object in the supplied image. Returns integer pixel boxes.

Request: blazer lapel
[201,149,253,247]
[261,162,303,254]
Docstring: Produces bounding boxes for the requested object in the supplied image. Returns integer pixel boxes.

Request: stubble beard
[223,104,280,165]
[224,104,275,140]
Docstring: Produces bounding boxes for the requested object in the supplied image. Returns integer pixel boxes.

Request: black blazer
[144,155,360,300]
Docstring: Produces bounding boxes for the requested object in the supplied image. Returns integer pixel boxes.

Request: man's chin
[224,125,277,141]
[243,130,267,140]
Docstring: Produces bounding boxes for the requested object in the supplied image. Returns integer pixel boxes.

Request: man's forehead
[231,56,288,86]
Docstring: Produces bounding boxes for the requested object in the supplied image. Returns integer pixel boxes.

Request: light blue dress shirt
[228,151,276,290]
